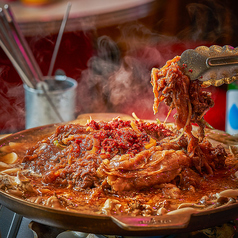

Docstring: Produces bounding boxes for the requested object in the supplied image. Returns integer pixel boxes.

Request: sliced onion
[167,207,199,216]
[163,108,172,124]
[132,112,140,120]
[1,152,18,164]
[144,137,157,149]
[0,143,24,153]
[218,189,238,198]
[1,168,21,174]
[170,101,192,143]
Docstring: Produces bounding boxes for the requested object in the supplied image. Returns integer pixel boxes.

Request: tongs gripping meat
[178,45,238,87]
[151,56,214,155]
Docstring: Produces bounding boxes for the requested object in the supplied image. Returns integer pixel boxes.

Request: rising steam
[76,35,171,121]
[1,0,237,132]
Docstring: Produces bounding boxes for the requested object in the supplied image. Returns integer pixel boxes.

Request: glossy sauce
[16,120,237,215]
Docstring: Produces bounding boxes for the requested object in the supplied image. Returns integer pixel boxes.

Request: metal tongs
[178,45,238,87]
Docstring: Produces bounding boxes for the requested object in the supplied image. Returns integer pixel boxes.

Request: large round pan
[0,119,238,236]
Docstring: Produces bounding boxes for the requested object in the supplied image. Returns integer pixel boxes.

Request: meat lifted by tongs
[151,45,238,156]
[151,56,214,150]
[177,45,238,87]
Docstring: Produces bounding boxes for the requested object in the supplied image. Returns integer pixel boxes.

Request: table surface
[7,0,155,21]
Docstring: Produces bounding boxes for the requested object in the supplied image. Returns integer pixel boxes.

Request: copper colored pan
[0,118,238,236]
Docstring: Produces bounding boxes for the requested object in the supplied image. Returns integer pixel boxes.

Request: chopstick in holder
[0,8,37,85]
[48,2,71,76]
[0,5,64,122]
[4,4,43,83]
[0,8,35,88]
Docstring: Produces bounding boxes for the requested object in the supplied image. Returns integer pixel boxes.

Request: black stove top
[0,205,33,238]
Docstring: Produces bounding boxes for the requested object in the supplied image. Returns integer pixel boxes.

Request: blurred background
[0,0,238,133]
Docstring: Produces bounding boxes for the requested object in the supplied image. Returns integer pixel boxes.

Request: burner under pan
[1,205,238,238]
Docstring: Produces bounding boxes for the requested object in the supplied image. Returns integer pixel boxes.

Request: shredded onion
[170,101,192,142]
[163,108,172,124]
